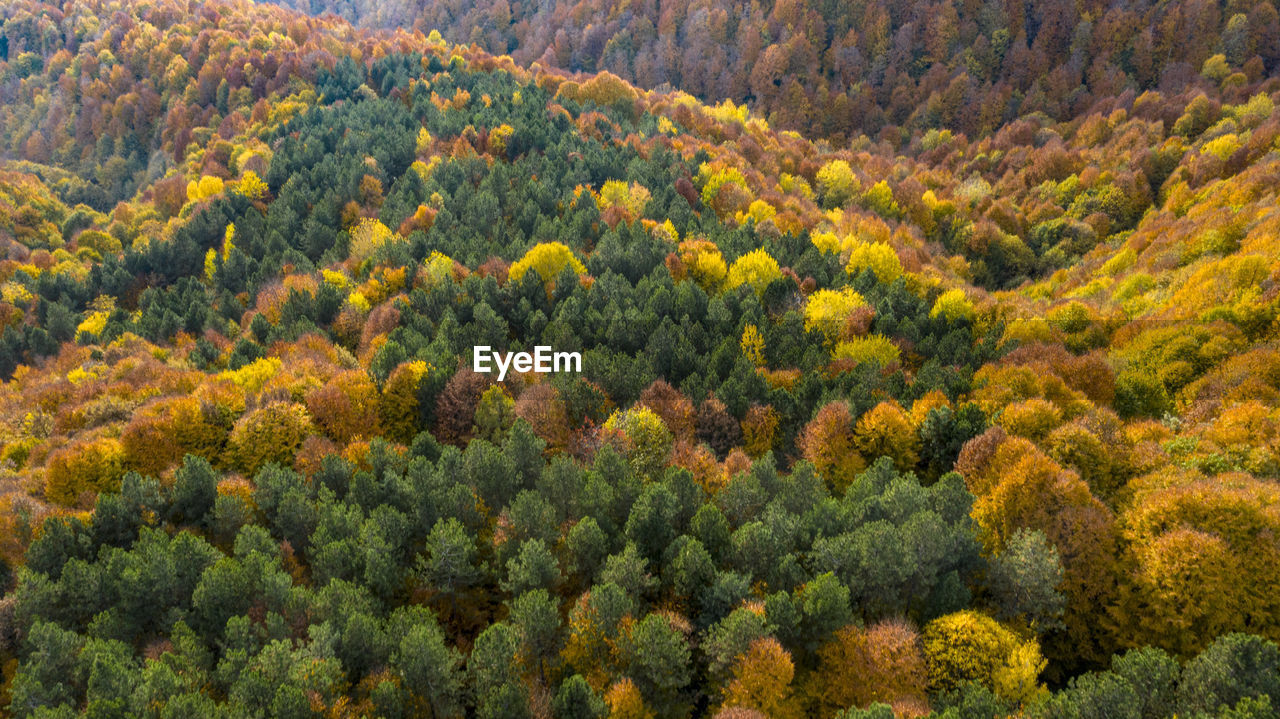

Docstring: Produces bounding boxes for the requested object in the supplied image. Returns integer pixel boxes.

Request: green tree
[502,539,563,595]
[987,528,1066,633]
[554,674,607,719]
[623,613,692,718]
[394,613,464,718]
[418,518,482,602]
[1179,634,1280,716]
[469,622,531,719]
[169,455,218,528]
[508,589,562,681]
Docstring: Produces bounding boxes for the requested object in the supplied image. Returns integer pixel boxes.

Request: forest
[0,0,1279,717]
[277,0,1280,142]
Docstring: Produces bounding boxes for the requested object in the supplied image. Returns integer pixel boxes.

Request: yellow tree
[726,249,782,296]
[846,240,902,284]
[720,638,801,719]
[804,287,867,344]
[605,678,653,719]
[380,361,431,444]
[853,402,920,472]
[603,406,674,480]
[509,241,587,284]
[807,620,928,717]
[226,402,315,476]
[930,289,975,322]
[922,611,1045,705]
[45,438,127,507]
[816,159,858,208]
[799,401,865,492]
[677,239,728,292]
[740,324,766,366]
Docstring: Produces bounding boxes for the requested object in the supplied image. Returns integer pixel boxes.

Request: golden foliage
[604,677,653,719]
[799,401,865,492]
[853,401,920,472]
[226,401,315,476]
[922,611,1045,703]
[677,239,728,292]
[721,638,801,719]
[832,335,900,366]
[804,287,866,344]
[306,370,381,444]
[45,437,126,507]
[808,621,928,716]
[509,241,587,284]
[725,249,781,297]
[740,324,765,367]
[845,240,902,284]
[741,405,779,458]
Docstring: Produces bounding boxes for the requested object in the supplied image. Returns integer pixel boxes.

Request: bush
[45,437,127,506]
[226,402,315,475]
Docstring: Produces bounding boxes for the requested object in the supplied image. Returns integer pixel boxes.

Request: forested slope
[0,0,1279,717]
[275,0,1280,143]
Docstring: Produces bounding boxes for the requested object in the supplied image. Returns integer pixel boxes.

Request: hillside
[275,0,1280,143]
[1,0,1280,717]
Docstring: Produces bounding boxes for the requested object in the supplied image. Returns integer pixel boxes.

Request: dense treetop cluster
[1,0,1280,717]
[279,0,1280,144]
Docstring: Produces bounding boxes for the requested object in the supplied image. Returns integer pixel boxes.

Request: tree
[809,621,928,717]
[816,160,858,208]
[469,622,532,719]
[740,405,779,458]
[120,396,227,477]
[725,250,782,297]
[1111,647,1181,719]
[306,369,381,444]
[852,401,920,472]
[922,611,1045,704]
[503,539,563,595]
[676,239,728,293]
[1179,634,1280,716]
[696,399,742,460]
[845,241,902,284]
[349,218,401,265]
[44,438,126,507]
[226,402,314,476]
[804,288,867,345]
[799,402,864,492]
[509,242,587,284]
[170,454,218,527]
[418,517,481,602]
[514,383,570,449]
[474,385,516,442]
[604,678,653,719]
[930,289,975,322]
[603,406,674,480]
[986,528,1065,633]
[721,637,801,719]
[997,399,1063,441]
[509,589,562,681]
[832,335,900,367]
[637,381,696,439]
[562,583,633,690]
[554,675,607,719]
[623,613,691,717]
[435,369,490,447]
[796,573,854,656]
[395,615,464,718]
[380,360,431,444]
[703,608,773,689]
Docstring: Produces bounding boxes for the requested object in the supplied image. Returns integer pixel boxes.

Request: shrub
[45,437,126,506]
[226,402,315,476]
